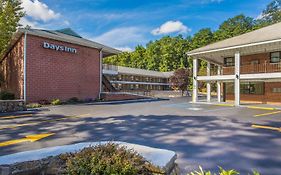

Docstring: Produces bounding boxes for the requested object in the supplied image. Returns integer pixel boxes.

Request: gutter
[23,29,28,102]
[99,48,103,99]
[187,38,281,56]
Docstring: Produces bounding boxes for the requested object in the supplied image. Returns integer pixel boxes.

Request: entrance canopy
[187,22,281,65]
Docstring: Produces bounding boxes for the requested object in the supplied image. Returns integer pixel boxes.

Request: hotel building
[188,22,281,105]
[103,64,172,93]
[0,28,173,103]
[0,28,120,102]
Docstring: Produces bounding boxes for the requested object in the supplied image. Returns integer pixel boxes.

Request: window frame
[270,52,281,63]
[224,57,235,67]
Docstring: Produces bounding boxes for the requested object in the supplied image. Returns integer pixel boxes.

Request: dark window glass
[224,57,235,67]
[225,82,264,95]
[270,52,280,63]
[240,82,264,95]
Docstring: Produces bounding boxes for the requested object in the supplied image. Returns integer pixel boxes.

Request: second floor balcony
[223,61,281,75]
[199,61,281,77]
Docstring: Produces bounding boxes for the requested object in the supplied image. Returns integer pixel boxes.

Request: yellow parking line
[0,114,33,119]
[247,106,276,110]
[255,111,281,117]
[252,124,281,132]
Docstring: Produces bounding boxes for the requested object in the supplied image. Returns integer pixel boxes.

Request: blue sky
[20,0,272,51]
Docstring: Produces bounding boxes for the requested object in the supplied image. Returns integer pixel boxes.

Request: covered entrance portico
[187,22,281,106]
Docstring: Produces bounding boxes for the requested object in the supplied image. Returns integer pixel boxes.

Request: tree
[256,0,281,27]
[170,68,190,96]
[0,0,24,56]
[191,28,214,49]
[214,14,255,41]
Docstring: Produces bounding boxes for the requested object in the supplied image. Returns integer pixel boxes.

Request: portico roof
[187,22,281,65]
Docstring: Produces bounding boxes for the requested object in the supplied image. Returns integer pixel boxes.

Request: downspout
[23,30,27,102]
[99,48,103,99]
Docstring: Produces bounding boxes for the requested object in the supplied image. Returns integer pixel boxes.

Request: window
[224,57,235,67]
[273,88,281,93]
[240,82,264,95]
[225,82,264,95]
[270,52,280,63]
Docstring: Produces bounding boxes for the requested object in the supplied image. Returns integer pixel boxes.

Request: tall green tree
[191,28,214,49]
[0,0,24,56]
[214,14,255,41]
[256,0,281,27]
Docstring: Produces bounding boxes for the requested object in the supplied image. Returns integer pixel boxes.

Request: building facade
[103,64,172,93]
[0,28,120,102]
[187,22,281,105]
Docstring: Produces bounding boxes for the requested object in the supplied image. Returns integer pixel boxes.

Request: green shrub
[63,143,162,175]
[0,91,15,100]
[27,103,42,108]
[51,99,61,105]
[187,166,261,175]
[67,97,79,104]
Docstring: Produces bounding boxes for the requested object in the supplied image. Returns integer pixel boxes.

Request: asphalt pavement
[0,97,280,174]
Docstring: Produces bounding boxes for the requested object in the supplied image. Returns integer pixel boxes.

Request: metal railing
[223,61,281,75]
[102,64,118,71]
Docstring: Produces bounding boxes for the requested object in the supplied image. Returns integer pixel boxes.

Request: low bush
[67,97,80,104]
[27,103,42,108]
[51,99,61,105]
[62,143,162,175]
[0,91,15,100]
[187,166,261,175]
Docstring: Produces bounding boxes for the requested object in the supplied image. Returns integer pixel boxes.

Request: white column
[235,52,240,106]
[206,62,211,102]
[217,66,221,102]
[99,49,103,99]
[192,58,198,103]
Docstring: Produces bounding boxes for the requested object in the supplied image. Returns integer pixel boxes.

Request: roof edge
[18,28,121,55]
[187,37,281,56]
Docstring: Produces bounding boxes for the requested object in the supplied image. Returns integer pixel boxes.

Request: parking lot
[0,97,280,174]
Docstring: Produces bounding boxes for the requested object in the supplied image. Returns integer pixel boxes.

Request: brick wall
[25,35,101,102]
[0,35,24,99]
[223,52,281,104]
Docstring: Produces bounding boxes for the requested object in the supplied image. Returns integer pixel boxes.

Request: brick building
[188,22,281,105]
[0,28,120,102]
[103,64,173,92]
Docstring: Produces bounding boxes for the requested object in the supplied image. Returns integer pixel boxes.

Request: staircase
[102,75,117,92]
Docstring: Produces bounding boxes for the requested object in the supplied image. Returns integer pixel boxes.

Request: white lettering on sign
[43,42,77,54]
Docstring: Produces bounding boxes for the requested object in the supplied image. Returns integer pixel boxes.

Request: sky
[20,0,273,51]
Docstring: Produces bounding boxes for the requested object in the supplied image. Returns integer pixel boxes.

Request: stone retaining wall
[0,142,178,175]
[0,100,26,113]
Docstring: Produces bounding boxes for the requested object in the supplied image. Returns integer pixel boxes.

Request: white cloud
[21,0,61,22]
[151,20,191,35]
[93,27,147,49]
[115,47,134,52]
[19,17,39,28]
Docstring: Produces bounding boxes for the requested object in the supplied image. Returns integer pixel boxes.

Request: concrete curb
[190,101,281,110]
